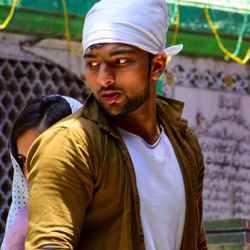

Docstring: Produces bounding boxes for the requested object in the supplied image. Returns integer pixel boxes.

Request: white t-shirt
[117,126,186,250]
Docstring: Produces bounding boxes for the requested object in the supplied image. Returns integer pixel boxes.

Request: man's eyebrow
[83,49,136,59]
[83,53,96,59]
[109,49,136,57]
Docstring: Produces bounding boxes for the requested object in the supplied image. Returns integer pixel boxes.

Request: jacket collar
[81,94,119,137]
[156,95,184,118]
[82,93,188,136]
[156,95,188,136]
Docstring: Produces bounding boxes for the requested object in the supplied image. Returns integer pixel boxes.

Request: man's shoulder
[44,105,109,148]
[51,107,98,132]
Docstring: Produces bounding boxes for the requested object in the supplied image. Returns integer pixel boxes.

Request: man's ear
[151,52,167,80]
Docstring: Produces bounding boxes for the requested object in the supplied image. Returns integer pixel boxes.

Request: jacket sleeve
[191,130,208,250]
[25,126,94,249]
[198,150,208,249]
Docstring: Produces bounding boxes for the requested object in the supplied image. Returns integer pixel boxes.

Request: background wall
[0,32,89,240]
[162,55,250,220]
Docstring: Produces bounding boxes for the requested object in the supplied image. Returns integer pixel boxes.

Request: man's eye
[117,58,128,64]
[87,61,99,67]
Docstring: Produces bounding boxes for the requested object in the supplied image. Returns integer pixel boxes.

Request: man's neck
[113,100,160,145]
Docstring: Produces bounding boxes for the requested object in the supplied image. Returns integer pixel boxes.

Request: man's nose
[96,63,115,87]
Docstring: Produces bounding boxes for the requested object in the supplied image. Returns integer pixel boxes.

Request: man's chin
[99,102,123,116]
[98,98,137,116]
[104,107,123,116]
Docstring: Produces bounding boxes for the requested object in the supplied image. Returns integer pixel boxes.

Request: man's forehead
[84,43,139,56]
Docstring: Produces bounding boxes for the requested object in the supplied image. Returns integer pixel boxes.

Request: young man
[25,0,207,249]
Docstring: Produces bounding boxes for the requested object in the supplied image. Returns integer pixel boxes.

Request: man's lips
[100,91,121,103]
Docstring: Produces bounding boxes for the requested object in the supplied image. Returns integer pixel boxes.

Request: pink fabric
[5,204,28,250]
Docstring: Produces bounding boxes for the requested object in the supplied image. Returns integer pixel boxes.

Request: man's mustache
[97,86,123,94]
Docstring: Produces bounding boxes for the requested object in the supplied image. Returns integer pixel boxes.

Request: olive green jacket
[26,94,207,249]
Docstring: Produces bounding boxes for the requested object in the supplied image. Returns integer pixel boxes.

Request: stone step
[207,244,250,250]
[206,231,250,244]
[204,218,250,232]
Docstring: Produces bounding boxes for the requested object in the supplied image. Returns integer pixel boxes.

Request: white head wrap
[1,96,83,250]
[82,0,183,56]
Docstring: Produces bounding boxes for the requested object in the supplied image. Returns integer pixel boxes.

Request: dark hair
[148,53,154,77]
[10,95,72,165]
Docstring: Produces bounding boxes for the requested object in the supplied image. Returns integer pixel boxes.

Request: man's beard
[98,81,150,116]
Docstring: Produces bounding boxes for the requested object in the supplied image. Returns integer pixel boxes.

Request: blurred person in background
[1,95,82,250]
